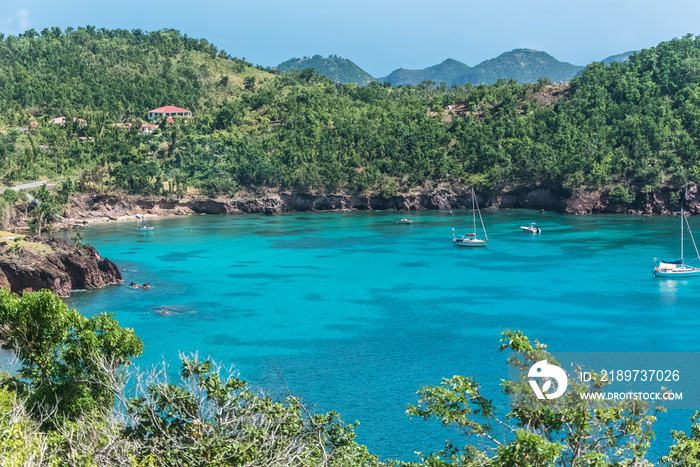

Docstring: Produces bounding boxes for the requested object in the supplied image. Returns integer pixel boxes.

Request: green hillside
[0,27,273,116]
[601,50,636,64]
[473,48,583,83]
[276,54,375,85]
[0,28,699,210]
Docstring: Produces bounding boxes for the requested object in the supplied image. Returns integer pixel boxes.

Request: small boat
[654,195,700,278]
[453,188,488,247]
[397,218,413,224]
[520,222,541,233]
[137,222,154,231]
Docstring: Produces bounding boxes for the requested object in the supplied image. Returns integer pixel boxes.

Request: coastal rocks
[563,184,700,215]
[521,187,563,210]
[55,182,700,222]
[487,186,564,211]
[565,189,606,215]
[0,236,122,297]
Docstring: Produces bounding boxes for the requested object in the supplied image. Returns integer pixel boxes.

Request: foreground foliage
[0,290,379,466]
[1,290,699,465]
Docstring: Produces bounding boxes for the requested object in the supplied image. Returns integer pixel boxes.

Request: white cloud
[2,9,30,34]
[16,9,30,31]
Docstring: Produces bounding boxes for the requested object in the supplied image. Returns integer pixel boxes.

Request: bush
[608,185,635,205]
[2,189,18,204]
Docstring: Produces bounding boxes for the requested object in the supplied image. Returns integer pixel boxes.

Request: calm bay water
[66,209,700,461]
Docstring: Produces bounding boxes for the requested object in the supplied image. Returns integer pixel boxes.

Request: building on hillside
[140,123,158,134]
[30,121,39,128]
[110,123,133,129]
[147,106,192,121]
[50,116,87,126]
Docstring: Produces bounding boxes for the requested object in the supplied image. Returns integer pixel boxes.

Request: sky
[2,0,700,78]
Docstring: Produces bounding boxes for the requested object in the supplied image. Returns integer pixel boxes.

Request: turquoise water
[66,210,700,461]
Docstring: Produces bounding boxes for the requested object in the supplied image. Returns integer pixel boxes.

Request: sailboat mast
[681,199,685,263]
[472,188,477,236]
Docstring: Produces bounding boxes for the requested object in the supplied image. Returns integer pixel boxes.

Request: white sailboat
[654,198,700,277]
[453,188,488,247]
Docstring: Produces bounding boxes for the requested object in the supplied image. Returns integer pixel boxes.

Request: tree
[28,197,63,235]
[121,356,379,467]
[243,75,256,91]
[0,290,144,420]
[662,411,700,466]
[407,329,661,466]
[3,189,18,204]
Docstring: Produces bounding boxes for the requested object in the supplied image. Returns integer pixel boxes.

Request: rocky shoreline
[0,235,122,297]
[54,183,700,225]
[0,183,694,297]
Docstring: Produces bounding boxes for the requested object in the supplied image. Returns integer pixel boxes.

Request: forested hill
[1,29,700,213]
[0,27,274,117]
[276,55,375,85]
[474,49,583,84]
[381,59,473,87]
[381,49,584,86]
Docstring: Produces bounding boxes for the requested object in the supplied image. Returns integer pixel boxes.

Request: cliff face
[63,184,567,219]
[564,184,700,215]
[60,183,700,221]
[0,236,122,297]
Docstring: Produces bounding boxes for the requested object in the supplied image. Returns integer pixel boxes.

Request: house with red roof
[147,106,192,121]
[140,123,158,134]
[50,117,87,126]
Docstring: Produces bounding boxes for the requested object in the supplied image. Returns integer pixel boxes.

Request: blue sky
[3,0,700,77]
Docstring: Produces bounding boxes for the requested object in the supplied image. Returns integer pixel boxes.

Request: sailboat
[453,188,488,247]
[654,197,700,277]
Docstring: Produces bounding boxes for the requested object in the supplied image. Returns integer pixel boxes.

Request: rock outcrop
[55,183,700,222]
[62,183,568,221]
[0,236,122,297]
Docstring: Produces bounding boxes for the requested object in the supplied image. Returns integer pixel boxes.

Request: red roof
[149,106,191,113]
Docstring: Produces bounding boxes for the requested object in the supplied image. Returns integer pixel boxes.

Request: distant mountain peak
[276,49,634,88]
[276,55,374,85]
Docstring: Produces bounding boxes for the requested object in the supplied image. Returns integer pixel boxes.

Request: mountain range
[277,49,636,86]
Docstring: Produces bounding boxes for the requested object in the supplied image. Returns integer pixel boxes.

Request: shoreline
[51,183,700,231]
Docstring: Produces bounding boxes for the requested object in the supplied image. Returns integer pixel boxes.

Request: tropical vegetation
[1,28,700,208]
[2,289,700,466]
